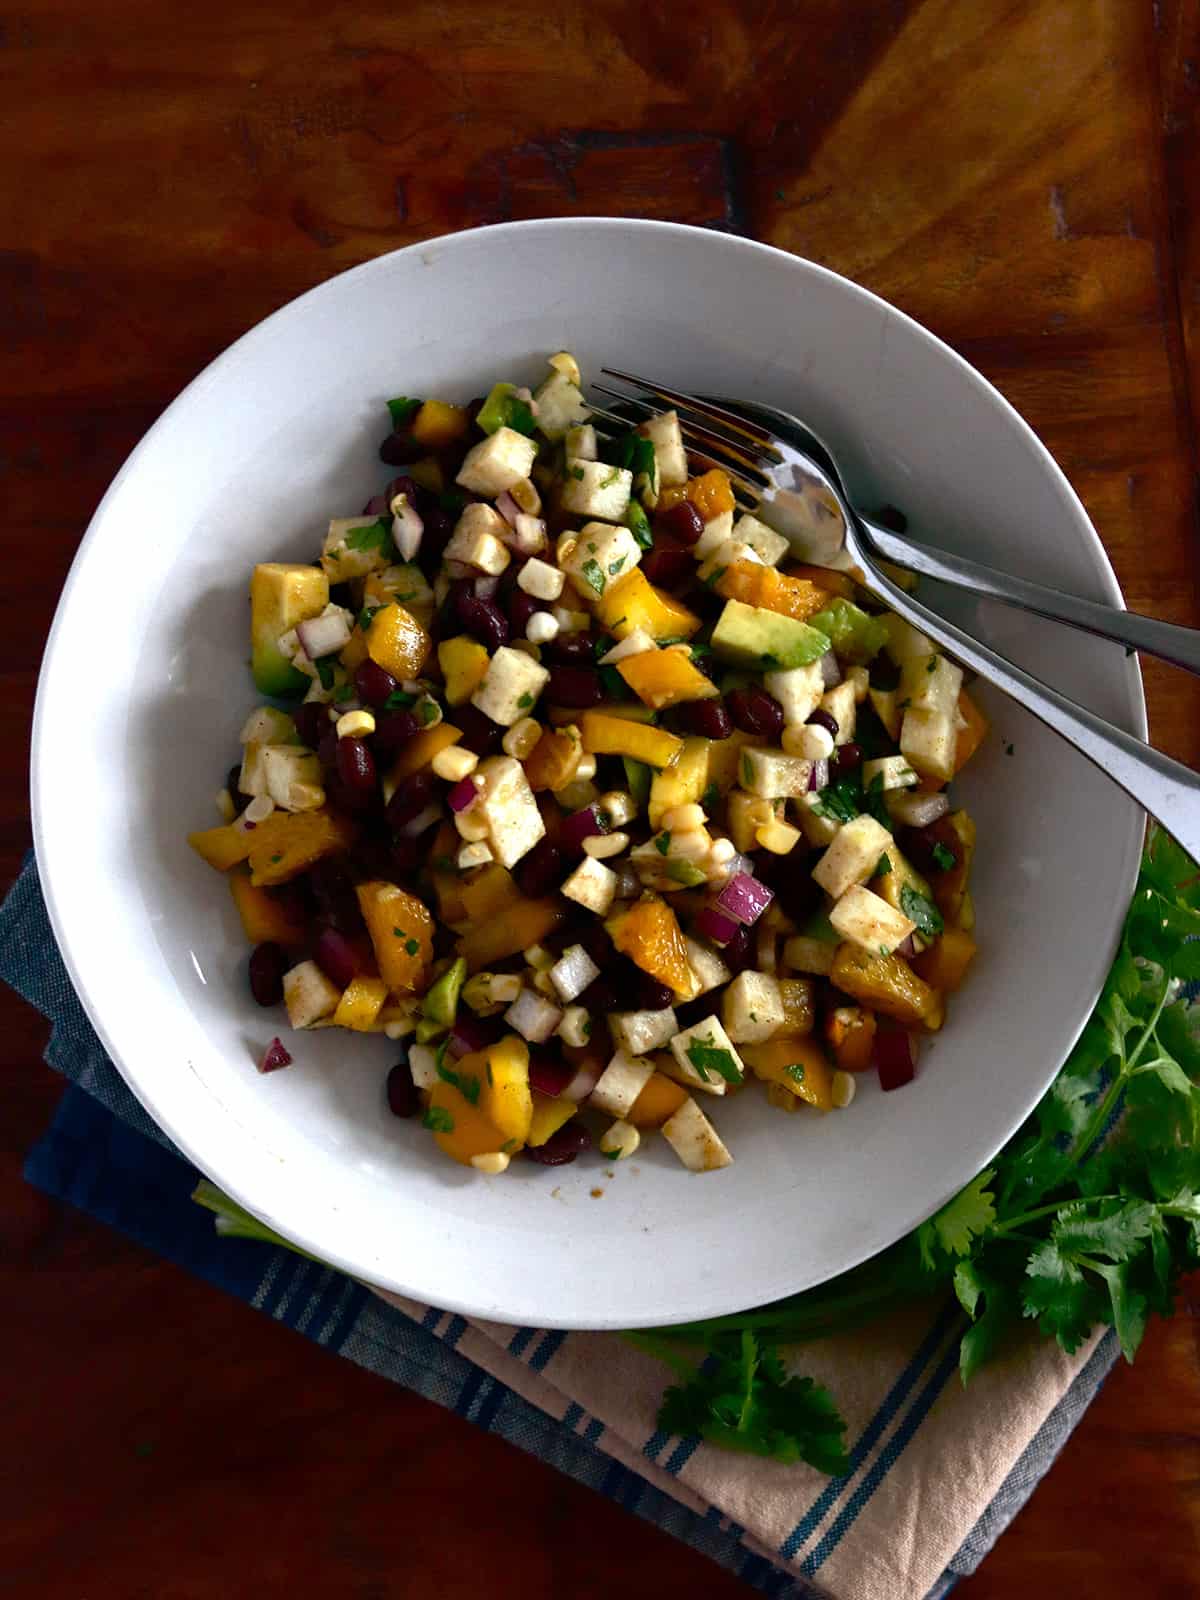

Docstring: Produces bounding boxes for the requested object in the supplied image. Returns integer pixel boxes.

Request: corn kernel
[471,1151,511,1175]
[575,753,597,781]
[662,802,706,832]
[502,717,543,759]
[532,968,557,996]
[432,743,479,782]
[558,1006,591,1047]
[454,808,490,842]
[552,605,590,633]
[509,476,543,515]
[583,830,630,859]
[598,790,638,828]
[524,944,555,970]
[755,819,802,855]
[709,837,736,866]
[599,1120,640,1161]
[831,1069,857,1108]
[336,710,376,740]
[414,695,443,728]
[526,611,560,645]
[384,1021,413,1040]
[457,841,494,870]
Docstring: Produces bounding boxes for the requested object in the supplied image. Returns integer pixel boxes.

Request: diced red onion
[695,905,740,947]
[448,1015,494,1057]
[560,804,606,852]
[807,758,830,792]
[495,490,521,528]
[818,650,842,688]
[895,933,918,960]
[876,1031,916,1092]
[886,790,950,828]
[473,574,500,599]
[296,611,351,660]
[529,1050,576,1097]
[391,502,423,562]
[258,1036,293,1074]
[561,1059,602,1103]
[399,803,443,838]
[447,777,479,814]
[714,871,774,926]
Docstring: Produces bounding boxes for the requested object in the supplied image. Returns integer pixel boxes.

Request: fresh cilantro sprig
[634,828,1200,1455]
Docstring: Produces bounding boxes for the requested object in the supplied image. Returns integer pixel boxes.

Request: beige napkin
[372,1284,1112,1599]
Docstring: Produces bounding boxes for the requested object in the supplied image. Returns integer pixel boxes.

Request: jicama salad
[189,354,986,1176]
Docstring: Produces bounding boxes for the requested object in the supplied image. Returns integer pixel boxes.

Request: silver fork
[592,369,1200,862]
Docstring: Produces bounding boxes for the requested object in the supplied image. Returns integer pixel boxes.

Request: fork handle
[852,547,1200,863]
[859,515,1200,676]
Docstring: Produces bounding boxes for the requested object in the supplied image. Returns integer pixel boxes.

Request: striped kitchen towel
[3,853,1118,1600]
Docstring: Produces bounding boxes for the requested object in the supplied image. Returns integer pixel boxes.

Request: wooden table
[3,2,1198,1593]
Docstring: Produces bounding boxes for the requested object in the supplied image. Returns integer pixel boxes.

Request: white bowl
[33,219,1145,1329]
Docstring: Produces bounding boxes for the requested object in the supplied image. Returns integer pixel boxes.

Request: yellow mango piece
[333,975,390,1032]
[386,723,462,784]
[831,943,941,1028]
[457,897,565,970]
[686,468,736,520]
[954,689,989,774]
[340,628,369,671]
[913,927,977,993]
[481,1034,533,1145]
[628,1070,688,1129]
[527,1095,579,1146]
[778,978,816,1036]
[648,737,711,829]
[229,873,306,946]
[189,824,253,873]
[438,634,490,705]
[356,881,435,992]
[716,561,830,624]
[742,1036,834,1111]
[931,810,976,923]
[617,649,718,710]
[825,1005,877,1073]
[366,602,431,681]
[458,863,518,923]
[705,730,763,794]
[428,1079,508,1167]
[247,809,357,886]
[523,726,582,792]
[411,399,470,448]
[594,568,700,641]
[607,895,693,1000]
[580,710,683,770]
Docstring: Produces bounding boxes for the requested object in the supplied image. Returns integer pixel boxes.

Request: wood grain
[1,1,1198,1595]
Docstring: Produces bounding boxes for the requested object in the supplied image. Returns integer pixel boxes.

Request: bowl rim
[31,217,1147,1327]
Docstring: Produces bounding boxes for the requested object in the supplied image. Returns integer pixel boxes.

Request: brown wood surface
[2,1,1199,1594]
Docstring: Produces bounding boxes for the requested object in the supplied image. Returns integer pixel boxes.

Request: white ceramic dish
[32,219,1145,1329]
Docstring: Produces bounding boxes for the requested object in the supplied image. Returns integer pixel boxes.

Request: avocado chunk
[475,382,536,437]
[710,599,831,671]
[807,598,888,664]
[421,956,467,1028]
[250,563,330,697]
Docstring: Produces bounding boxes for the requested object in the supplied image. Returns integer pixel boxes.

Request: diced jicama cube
[900,653,963,720]
[533,369,590,439]
[739,747,811,800]
[504,985,564,1043]
[684,938,730,995]
[869,686,903,740]
[732,512,790,566]
[561,854,618,914]
[474,755,545,867]
[560,461,633,522]
[517,557,566,602]
[829,884,916,956]
[811,814,893,899]
[240,706,298,746]
[661,1096,732,1171]
[883,614,935,663]
[819,681,857,744]
[444,503,511,574]
[471,645,550,726]
[692,511,735,559]
[560,520,641,601]
[900,706,958,783]
[637,409,688,487]
[456,427,538,497]
[610,1007,678,1056]
[259,746,324,812]
[548,943,601,1003]
[590,1049,656,1117]
[781,935,836,976]
[667,1016,744,1095]
[765,661,825,726]
[282,960,341,1029]
[721,970,785,1043]
[862,755,920,792]
[794,791,841,848]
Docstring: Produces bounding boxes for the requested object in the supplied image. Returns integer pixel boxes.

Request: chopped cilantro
[500,1138,518,1154]
[581,558,606,596]
[654,832,671,855]
[875,852,893,877]
[931,842,957,872]
[1005,742,1015,756]
[600,467,622,489]
[384,689,416,710]
[386,396,421,427]
[786,1062,807,1085]
[666,859,707,886]
[436,1056,481,1105]
[393,927,406,938]
[608,555,628,576]
[405,938,420,956]
[701,782,720,813]
[418,700,439,725]
[313,657,336,690]
[358,605,383,632]
[900,883,944,940]
[925,656,938,673]
[422,1105,455,1133]
[741,753,754,786]
[569,465,585,481]
[270,853,283,864]
[332,683,356,703]
[345,518,395,559]
[517,691,535,709]
[811,776,860,824]
[702,567,727,589]
[685,1036,742,1085]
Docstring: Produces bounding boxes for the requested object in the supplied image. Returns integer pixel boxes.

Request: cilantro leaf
[900,883,944,941]
[581,558,606,596]
[916,1169,997,1270]
[422,1105,454,1133]
[931,842,957,872]
[686,1036,742,1085]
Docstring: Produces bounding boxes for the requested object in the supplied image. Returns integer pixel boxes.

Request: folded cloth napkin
[3,854,1118,1600]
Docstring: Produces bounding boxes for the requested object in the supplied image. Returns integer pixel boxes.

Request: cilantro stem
[622,1329,703,1378]
[1066,973,1172,1170]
